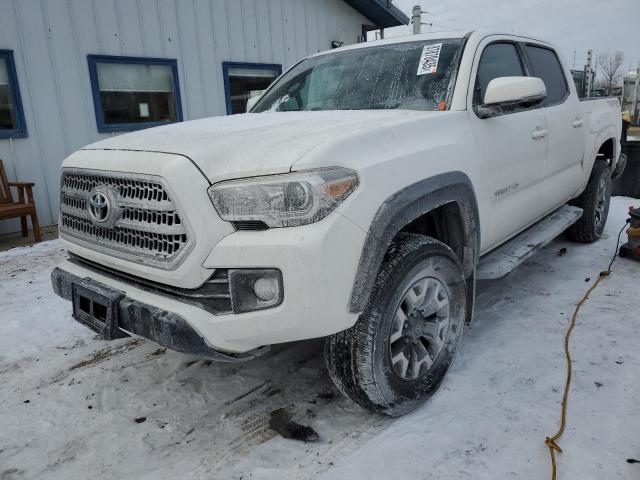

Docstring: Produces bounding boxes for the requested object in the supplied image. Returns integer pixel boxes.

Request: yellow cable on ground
[545,220,629,479]
[544,270,610,480]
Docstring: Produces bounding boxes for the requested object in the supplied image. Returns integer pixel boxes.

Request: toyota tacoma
[52,30,624,416]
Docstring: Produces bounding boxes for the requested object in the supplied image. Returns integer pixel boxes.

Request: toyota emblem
[86,186,120,226]
[89,192,110,223]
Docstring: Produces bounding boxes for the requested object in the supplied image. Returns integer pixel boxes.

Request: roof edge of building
[343,0,410,28]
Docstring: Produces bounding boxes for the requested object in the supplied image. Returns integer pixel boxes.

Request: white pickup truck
[52,30,624,416]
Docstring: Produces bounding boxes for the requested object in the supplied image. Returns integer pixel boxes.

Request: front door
[468,40,549,252]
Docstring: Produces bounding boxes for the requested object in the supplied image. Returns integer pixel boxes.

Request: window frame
[520,43,570,108]
[469,38,561,119]
[222,61,282,115]
[0,50,27,139]
[471,40,528,109]
[87,54,183,133]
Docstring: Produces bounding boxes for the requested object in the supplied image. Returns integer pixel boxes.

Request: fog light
[228,269,284,314]
[253,277,278,301]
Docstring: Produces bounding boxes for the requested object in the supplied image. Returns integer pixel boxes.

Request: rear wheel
[325,234,467,417]
[566,161,611,243]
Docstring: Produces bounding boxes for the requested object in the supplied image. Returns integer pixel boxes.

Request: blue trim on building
[0,50,28,140]
[87,54,183,133]
[343,0,410,29]
[222,61,283,115]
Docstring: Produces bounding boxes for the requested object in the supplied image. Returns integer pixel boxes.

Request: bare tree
[597,51,625,95]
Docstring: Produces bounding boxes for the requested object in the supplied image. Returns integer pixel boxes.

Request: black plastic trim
[349,172,480,313]
[228,269,284,313]
[51,267,265,362]
[232,220,270,231]
[67,253,232,315]
[72,280,127,340]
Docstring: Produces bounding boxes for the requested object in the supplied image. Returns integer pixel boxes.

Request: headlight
[208,167,359,228]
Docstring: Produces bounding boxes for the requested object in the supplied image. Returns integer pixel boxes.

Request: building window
[88,55,182,133]
[222,62,282,114]
[0,50,27,139]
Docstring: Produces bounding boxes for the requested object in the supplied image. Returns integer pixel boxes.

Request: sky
[379,0,639,77]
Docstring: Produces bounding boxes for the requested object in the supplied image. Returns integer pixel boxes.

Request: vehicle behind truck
[52,30,623,416]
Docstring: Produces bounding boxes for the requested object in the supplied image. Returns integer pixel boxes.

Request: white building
[0,0,407,234]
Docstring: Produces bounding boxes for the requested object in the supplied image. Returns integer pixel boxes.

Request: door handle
[572,118,584,128]
[531,128,547,140]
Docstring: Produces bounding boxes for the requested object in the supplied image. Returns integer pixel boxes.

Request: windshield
[252,39,463,113]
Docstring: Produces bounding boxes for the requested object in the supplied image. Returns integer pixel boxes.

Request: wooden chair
[0,159,41,242]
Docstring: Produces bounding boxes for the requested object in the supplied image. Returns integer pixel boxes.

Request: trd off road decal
[417,42,442,75]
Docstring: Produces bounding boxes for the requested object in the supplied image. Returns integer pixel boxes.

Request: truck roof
[310,29,555,58]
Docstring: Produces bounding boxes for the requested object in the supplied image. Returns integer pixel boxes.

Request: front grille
[59,169,192,268]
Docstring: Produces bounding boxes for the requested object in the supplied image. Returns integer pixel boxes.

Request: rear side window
[474,43,524,105]
[524,45,568,106]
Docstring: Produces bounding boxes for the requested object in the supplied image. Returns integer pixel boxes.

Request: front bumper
[52,211,366,353]
[51,267,263,361]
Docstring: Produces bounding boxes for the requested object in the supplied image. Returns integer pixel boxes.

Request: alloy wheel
[389,276,451,380]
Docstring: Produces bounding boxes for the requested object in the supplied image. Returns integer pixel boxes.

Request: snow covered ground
[1,197,639,480]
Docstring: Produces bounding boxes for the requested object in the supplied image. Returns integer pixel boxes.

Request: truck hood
[82,110,429,183]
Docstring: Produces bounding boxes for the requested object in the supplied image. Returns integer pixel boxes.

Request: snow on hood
[82,110,426,183]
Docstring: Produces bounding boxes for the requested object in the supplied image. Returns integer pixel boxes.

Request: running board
[476,205,583,280]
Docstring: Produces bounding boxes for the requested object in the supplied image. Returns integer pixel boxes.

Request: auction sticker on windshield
[417,43,442,75]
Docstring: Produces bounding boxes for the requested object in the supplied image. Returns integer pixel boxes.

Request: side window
[474,43,525,105]
[524,45,568,106]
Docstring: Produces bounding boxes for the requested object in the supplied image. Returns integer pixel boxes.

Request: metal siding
[93,0,122,54]
[0,4,46,234]
[225,0,245,61]
[280,0,297,67]
[0,0,371,234]
[43,1,92,152]
[241,0,260,62]
[293,0,307,60]
[14,0,64,225]
[306,0,320,53]
[209,0,232,115]
[267,0,286,65]
[255,1,272,62]
[176,0,206,119]
[136,0,164,56]
[192,0,217,115]
[115,0,146,56]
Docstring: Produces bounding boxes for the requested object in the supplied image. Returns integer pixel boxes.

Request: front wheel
[325,234,467,417]
[566,161,611,243]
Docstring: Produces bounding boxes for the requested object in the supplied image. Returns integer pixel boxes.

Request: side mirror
[476,76,546,118]
[246,95,260,112]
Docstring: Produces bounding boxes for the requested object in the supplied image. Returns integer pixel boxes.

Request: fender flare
[590,125,619,171]
[348,171,480,313]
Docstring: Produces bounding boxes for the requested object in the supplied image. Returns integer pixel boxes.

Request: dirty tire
[324,234,466,417]
[566,161,611,243]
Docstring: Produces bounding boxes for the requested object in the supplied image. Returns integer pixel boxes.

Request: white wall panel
[241,0,260,62]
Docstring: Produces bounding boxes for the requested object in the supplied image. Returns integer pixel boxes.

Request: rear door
[523,44,585,210]
[468,39,548,252]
